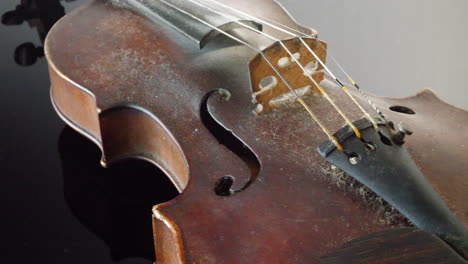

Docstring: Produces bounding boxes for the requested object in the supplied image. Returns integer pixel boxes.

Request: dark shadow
[58,125,179,262]
[2,0,75,66]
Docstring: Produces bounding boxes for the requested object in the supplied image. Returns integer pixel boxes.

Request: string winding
[158,0,387,151]
[186,0,364,139]
[217,3,388,123]
[198,0,381,132]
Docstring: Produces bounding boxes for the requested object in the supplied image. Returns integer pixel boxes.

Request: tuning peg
[14,42,44,66]
[1,9,25,25]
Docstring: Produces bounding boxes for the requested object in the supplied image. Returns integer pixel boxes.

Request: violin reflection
[1,0,76,66]
[58,126,178,262]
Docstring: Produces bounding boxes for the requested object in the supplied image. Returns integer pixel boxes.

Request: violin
[44,0,468,263]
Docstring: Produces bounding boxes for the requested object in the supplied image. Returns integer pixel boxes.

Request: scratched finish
[45,1,468,263]
[321,228,468,264]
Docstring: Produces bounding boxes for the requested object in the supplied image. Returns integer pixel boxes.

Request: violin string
[157,0,344,150]
[199,0,383,129]
[187,0,363,139]
[229,9,388,122]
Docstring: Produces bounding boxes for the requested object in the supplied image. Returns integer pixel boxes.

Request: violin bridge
[249,37,327,114]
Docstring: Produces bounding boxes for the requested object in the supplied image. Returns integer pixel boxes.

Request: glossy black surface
[0,0,178,263]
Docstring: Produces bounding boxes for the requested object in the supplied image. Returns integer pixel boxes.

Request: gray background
[279,0,468,110]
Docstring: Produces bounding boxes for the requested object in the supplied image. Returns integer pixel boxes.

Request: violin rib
[45,1,468,263]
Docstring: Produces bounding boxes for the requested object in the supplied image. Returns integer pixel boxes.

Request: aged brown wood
[321,228,467,264]
[45,0,468,263]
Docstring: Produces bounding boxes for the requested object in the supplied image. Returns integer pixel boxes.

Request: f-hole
[200,89,261,195]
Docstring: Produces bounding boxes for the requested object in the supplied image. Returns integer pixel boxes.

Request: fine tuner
[44,0,468,263]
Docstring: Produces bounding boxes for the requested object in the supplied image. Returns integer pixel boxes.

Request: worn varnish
[321,228,467,264]
[45,0,468,263]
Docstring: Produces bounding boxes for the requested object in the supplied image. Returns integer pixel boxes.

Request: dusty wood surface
[321,228,467,264]
[45,0,468,263]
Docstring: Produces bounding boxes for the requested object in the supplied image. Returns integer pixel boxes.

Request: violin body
[45,0,468,263]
